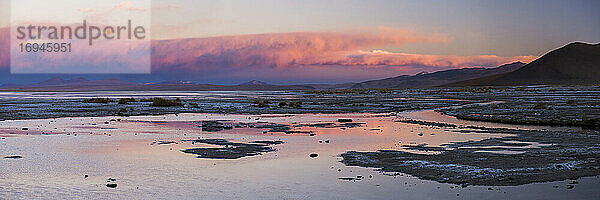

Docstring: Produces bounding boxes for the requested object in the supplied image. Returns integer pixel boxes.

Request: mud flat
[0,90,476,120]
[341,120,600,186]
[437,86,600,128]
[2,87,597,129]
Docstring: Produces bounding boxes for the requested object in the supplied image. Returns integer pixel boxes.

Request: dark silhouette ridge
[449,42,600,86]
[352,62,525,88]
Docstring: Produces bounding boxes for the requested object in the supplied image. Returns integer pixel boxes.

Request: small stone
[106,183,117,188]
[566,185,575,189]
[4,155,23,159]
[337,119,353,122]
[309,153,318,158]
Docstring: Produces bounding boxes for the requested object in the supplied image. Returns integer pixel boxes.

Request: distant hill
[0,77,315,91]
[302,82,356,90]
[239,80,271,86]
[25,78,137,88]
[0,78,137,90]
[352,62,525,88]
[449,42,600,86]
[28,78,89,87]
[157,80,197,85]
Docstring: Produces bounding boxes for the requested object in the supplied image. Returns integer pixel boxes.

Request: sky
[0,0,599,84]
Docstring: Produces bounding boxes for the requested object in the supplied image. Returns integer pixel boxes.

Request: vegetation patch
[82,98,112,104]
[150,97,184,107]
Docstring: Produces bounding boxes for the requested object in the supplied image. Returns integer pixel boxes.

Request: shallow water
[2,108,599,199]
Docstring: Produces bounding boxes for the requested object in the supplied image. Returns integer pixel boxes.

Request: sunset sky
[1,0,599,84]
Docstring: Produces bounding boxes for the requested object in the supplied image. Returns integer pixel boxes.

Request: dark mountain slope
[352,62,525,88]
[450,42,600,86]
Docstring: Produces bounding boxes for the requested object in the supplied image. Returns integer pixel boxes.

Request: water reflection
[1,110,598,199]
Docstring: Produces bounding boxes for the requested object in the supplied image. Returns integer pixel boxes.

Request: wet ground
[1,86,598,127]
[1,89,599,199]
[0,111,598,199]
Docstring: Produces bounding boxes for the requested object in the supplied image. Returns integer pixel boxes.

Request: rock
[338,177,357,181]
[199,121,226,132]
[325,140,330,143]
[21,128,28,130]
[84,174,89,178]
[181,139,283,159]
[251,141,285,145]
[417,133,424,136]
[4,155,23,159]
[338,119,353,123]
[566,185,575,189]
[309,153,318,158]
[106,183,117,188]
[156,141,177,145]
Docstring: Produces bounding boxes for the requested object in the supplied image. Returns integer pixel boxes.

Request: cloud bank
[1,27,537,83]
[152,27,451,70]
[152,27,536,76]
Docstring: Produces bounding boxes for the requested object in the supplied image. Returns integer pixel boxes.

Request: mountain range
[239,80,271,86]
[448,42,600,86]
[0,78,315,91]
[351,62,525,88]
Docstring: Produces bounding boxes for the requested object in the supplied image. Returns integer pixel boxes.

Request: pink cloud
[0,27,8,70]
[0,26,538,82]
[77,8,97,13]
[0,26,150,73]
[151,27,536,74]
[152,4,181,11]
[117,1,146,11]
[152,27,451,69]
[310,50,537,68]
